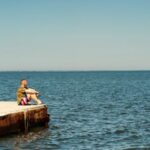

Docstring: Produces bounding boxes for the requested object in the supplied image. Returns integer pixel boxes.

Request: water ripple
[0,71,150,150]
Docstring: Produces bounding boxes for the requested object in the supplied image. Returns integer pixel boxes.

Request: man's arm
[25,88,39,94]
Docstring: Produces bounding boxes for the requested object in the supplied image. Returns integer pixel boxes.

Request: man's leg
[26,94,31,101]
[30,94,42,104]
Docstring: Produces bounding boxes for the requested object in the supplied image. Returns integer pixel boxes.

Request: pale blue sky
[0,0,150,71]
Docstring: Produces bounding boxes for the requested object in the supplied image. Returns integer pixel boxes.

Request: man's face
[22,80,28,88]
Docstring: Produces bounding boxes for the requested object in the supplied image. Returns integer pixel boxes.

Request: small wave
[123,147,150,150]
[114,127,128,134]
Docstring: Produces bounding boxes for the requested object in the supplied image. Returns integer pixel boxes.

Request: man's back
[16,87,26,104]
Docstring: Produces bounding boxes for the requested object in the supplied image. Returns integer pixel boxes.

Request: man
[16,79,42,105]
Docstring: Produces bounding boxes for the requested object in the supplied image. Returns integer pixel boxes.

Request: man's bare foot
[36,99,43,105]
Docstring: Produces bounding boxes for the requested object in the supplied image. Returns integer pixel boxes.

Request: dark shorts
[20,97,29,105]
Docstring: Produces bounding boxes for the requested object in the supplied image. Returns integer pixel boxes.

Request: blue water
[0,71,150,150]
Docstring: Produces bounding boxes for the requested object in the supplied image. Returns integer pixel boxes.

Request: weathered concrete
[0,101,50,136]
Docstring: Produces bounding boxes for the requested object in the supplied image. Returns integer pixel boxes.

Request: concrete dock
[0,101,50,136]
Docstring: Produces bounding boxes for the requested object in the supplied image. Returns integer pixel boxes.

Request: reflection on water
[0,128,50,150]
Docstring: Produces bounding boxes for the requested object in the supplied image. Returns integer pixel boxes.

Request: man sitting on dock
[16,79,42,105]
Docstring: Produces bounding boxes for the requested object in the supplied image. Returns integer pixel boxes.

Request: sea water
[0,71,150,150]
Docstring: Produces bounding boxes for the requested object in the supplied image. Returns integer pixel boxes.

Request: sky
[0,0,150,71]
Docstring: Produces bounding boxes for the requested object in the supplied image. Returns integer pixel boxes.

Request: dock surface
[0,101,47,115]
[0,101,50,136]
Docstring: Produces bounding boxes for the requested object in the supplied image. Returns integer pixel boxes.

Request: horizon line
[0,69,150,72]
